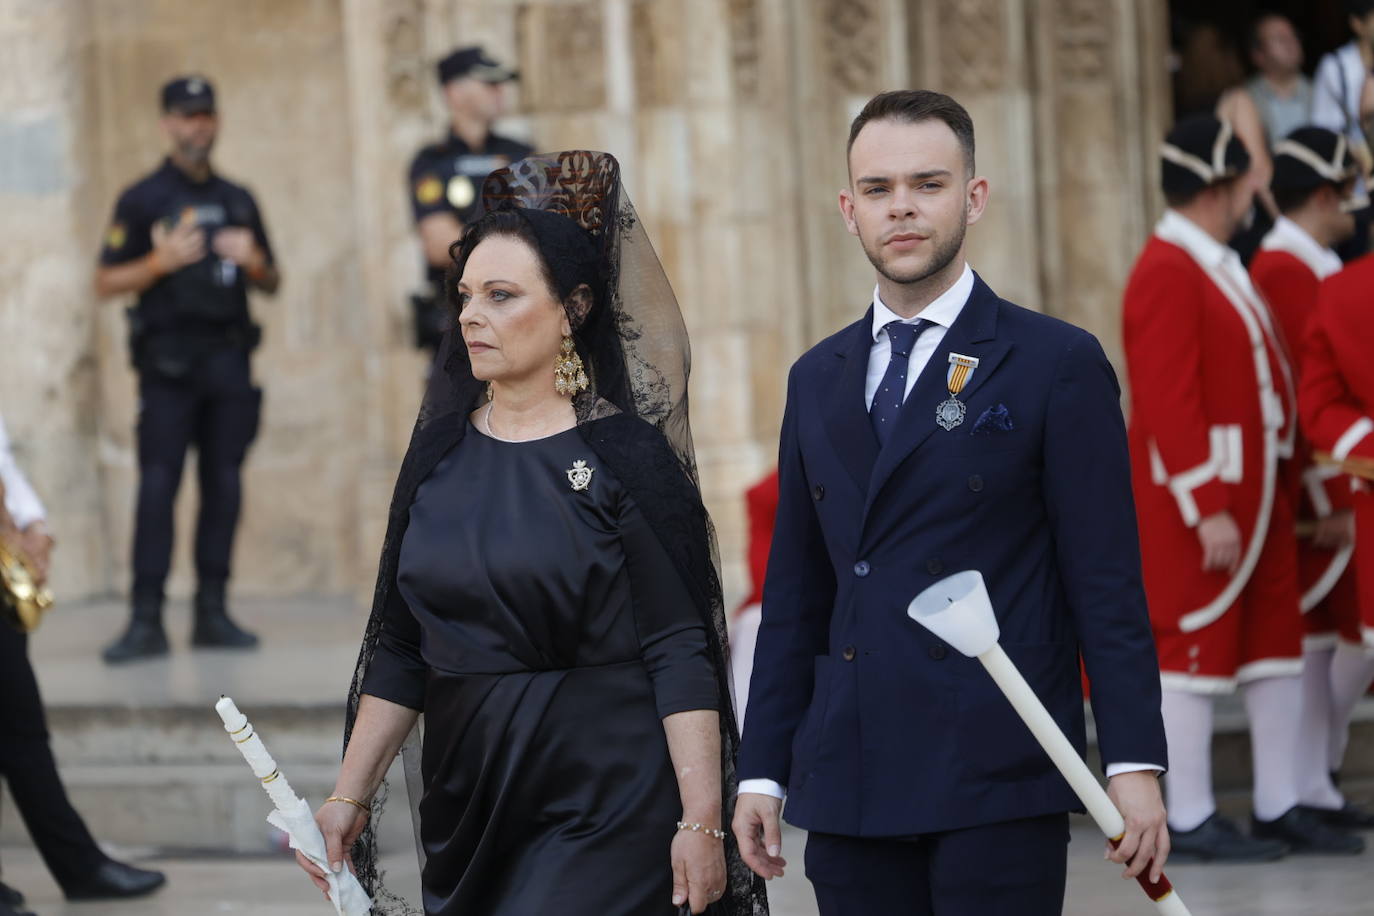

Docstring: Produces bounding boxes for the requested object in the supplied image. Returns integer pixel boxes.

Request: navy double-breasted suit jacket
[737,274,1167,837]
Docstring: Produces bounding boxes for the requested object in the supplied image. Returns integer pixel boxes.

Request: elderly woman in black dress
[296,152,766,916]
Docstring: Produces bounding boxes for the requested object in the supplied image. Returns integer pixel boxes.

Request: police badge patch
[105,222,127,250]
[415,175,444,206]
[447,175,476,210]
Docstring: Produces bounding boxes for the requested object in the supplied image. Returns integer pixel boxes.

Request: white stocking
[1296,647,1343,809]
[1161,689,1215,831]
[1243,675,1304,822]
[1328,642,1374,771]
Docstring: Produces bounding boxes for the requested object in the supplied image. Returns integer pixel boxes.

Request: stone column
[1029,0,1171,370]
[0,0,108,596]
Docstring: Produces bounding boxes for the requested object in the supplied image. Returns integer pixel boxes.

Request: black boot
[101,591,169,664]
[191,581,258,649]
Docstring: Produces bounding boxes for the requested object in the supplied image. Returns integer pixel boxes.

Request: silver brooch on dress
[567,460,594,492]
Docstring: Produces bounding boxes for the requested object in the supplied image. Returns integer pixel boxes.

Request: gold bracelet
[676,821,727,840]
[325,795,371,815]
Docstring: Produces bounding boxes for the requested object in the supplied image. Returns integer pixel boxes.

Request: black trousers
[804,812,1070,916]
[0,624,105,887]
[132,348,261,595]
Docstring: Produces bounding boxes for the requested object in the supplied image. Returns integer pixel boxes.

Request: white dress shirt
[0,413,46,530]
[738,264,1159,800]
[864,263,975,408]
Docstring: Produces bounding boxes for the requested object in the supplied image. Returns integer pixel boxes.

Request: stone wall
[0,0,1171,606]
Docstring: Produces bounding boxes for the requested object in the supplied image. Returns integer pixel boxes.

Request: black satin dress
[361,421,719,915]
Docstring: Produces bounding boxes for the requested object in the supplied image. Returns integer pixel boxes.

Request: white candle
[216,695,300,812]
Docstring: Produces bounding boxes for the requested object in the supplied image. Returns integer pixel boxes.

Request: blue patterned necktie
[870,319,930,446]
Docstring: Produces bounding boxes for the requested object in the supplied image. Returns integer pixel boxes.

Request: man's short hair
[1273,183,1327,214]
[1163,175,1240,210]
[1348,0,1374,19]
[847,90,976,176]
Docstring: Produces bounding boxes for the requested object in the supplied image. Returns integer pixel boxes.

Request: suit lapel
[823,309,881,495]
[864,276,1010,517]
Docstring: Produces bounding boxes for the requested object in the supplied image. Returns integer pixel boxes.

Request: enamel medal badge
[936,353,979,431]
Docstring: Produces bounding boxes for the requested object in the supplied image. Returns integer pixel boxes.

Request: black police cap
[436,46,518,85]
[161,75,216,114]
[1160,115,1250,195]
[1271,127,1359,192]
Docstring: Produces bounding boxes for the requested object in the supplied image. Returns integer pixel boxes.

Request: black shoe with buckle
[1298,802,1374,832]
[1253,806,1366,855]
[1169,813,1289,862]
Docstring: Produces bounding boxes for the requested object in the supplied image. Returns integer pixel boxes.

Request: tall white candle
[216,695,300,812]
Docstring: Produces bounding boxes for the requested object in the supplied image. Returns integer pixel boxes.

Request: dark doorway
[1169,1,1351,117]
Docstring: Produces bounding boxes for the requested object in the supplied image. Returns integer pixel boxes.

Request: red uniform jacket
[1300,254,1374,642]
[1301,254,1374,470]
[737,469,779,613]
[1251,221,1355,612]
[1123,212,1295,634]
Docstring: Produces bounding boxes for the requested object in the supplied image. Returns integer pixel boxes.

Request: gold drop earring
[554,336,589,396]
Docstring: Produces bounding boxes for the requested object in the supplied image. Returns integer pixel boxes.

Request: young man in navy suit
[731,90,1170,915]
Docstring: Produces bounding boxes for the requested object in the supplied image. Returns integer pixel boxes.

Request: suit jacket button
[842,646,856,662]
[926,558,943,576]
[813,484,825,501]
[968,475,984,492]
[929,645,948,661]
[854,561,870,577]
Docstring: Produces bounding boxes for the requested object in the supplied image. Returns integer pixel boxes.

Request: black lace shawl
[342,151,769,915]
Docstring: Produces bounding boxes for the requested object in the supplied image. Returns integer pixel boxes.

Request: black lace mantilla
[344,151,769,915]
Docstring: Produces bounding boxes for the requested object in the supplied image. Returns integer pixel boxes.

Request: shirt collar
[1261,216,1344,280]
[871,262,975,341]
[1157,209,1239,272]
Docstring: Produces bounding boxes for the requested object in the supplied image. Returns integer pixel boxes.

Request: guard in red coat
[1250,127,1374,830]
[1123,115,1360,860]
[1301,247,1374,781]
[729,469,780,731]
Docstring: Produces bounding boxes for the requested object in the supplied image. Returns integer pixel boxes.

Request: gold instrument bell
[0,536,54,632]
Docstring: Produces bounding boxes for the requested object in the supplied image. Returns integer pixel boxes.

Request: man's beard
[858,208,967,287]
[177,138,213,165]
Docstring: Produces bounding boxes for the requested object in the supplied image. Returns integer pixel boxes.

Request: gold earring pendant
[554,336,589,397]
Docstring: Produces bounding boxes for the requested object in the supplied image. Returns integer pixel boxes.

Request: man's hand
[1197,511,1242,573]
[1311,510,1355,551]
[731,792,787,880]
[1106,771,1169,883]
[151,212,206,272]
[212,227,265,273]
[18,522,54,586]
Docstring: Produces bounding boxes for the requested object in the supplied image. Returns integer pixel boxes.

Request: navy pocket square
[973,403,1014,434]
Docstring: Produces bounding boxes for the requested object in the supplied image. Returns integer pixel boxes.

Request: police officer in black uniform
[95,76,279,663]
[408,46,532,351]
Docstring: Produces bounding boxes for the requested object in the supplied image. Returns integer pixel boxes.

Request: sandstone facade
[0,0,1169,605]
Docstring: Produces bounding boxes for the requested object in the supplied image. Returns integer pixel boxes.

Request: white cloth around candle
[216,696,373,916]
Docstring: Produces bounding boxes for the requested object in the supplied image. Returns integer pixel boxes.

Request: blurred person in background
[1124,115,1360,860]
[1239,13,1313,149]
[94,75,278,664]
[728,468,778,732]
[1249,127,1373,833]
[407,47,532,355]
[1313,0,1374,257]
[0,415,166,909]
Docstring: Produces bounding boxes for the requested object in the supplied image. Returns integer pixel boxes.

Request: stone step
[13,598,1374,854]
